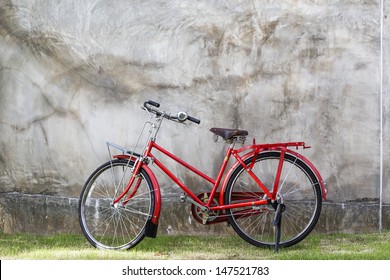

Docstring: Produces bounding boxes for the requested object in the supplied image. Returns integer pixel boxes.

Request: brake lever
[141,106,154,119]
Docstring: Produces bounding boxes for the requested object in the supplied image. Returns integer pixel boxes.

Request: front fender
[113,155,161,225]
[219,148,327,205]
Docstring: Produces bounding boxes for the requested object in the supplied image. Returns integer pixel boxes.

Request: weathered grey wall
[0,0,389,235]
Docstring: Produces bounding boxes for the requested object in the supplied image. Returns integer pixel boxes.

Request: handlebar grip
[144,100,160,108]
[187,115,201,124]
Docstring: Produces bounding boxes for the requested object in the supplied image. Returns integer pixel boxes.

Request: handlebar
[144,100,160,108]
[143,100,201,125]
[187,115,201,124]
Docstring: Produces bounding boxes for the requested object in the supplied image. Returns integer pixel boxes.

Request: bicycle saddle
[210,128,248,140]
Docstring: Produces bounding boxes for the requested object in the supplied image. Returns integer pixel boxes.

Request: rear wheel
[79,159,155,250]
[224,151,322,248]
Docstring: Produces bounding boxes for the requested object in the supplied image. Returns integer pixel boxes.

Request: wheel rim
[80,161,153,249]
[227,153,321,247]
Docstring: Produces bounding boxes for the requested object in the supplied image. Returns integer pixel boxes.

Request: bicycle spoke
[277,156,298,194]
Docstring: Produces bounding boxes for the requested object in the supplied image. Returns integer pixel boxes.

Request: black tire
[79,159,155,250]
[224,151,322,248]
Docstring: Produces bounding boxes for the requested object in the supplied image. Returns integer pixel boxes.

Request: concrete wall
[0,0,389,235]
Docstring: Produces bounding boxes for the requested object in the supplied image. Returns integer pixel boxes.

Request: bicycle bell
[177,111,188,122]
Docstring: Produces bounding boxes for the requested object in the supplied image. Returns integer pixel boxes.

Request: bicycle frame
[112,135,326,227]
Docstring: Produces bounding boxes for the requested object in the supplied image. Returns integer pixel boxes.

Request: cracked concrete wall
[0,0,389,234]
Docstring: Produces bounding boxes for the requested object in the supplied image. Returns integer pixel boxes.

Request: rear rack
[234,141,311,155]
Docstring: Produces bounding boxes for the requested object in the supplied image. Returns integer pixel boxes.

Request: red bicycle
[78,100,327,251]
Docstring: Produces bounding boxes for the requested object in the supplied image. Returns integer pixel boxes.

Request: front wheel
[78,159,155,250]
[224,151,322,248]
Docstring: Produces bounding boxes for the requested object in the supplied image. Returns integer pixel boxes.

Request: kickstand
[273,203,285,253]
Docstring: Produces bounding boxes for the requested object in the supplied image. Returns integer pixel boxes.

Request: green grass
[1,231,390,260]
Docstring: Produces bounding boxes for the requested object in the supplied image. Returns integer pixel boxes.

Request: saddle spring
[213,134,247,144]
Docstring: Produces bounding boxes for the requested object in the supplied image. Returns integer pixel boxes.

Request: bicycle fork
[112,154,162,238]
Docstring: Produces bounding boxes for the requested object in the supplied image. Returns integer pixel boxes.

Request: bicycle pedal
[202,213,209,225]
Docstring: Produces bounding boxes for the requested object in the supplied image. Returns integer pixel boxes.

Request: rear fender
[219,148,327,205]
[283,148,327,200]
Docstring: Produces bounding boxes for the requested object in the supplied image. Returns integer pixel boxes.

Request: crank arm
[184,194,209,212]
